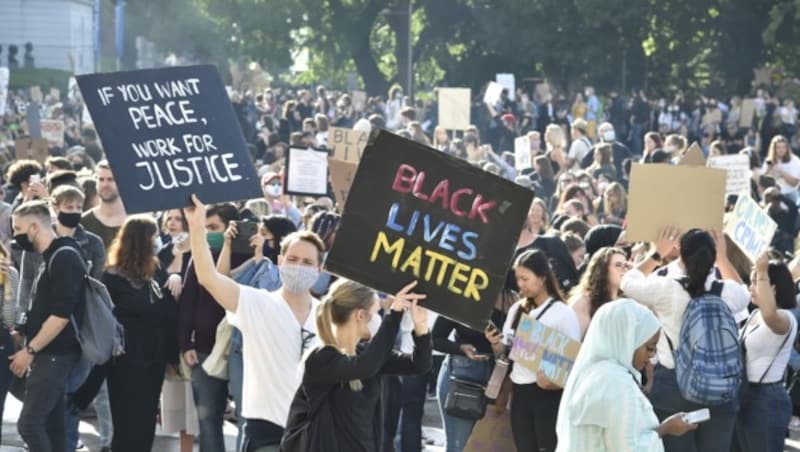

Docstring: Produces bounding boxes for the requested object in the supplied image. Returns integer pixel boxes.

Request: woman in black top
[433,287,515,452]
[104,216,179,452]
[286,279,431,452]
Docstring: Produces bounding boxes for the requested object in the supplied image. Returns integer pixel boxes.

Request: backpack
[668,281,742,405]
[280,380,335,452]
[47,246,125,365]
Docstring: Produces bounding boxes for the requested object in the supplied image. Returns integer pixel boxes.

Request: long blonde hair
[316,279,377,391]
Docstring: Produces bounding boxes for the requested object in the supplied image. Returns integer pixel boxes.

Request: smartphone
[28,174,41,184]
[231,221,259,255]
[759,174,776,188]
[682,408,711,424]
[173,233,189,245]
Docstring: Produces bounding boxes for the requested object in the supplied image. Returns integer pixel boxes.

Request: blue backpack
[668,281,742,405]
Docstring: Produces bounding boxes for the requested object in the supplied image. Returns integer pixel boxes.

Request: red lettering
[392,164,416,193]
[469,195,497,224]
[413,171,429,201]
[428,179,450,210]
[450,188,472,217]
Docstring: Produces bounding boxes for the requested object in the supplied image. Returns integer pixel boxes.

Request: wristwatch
[25,345,36,355]
[649,250,663,263]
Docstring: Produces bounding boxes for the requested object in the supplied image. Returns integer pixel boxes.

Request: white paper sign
[40,120,65,148]
[514,136,532,170]
[82,105,94,126]
[438,88,471,130]
[483,82,504,107]
[707,154,751,196]
[724,195,777,262]
[495,73,516,101]
[286,147,329,196]
[0,68,8,116]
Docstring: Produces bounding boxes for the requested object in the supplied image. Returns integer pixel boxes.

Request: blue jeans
[399,373,429,452]
[192,352,229,452]
[436,355,492,452]
[735,382,791,452]
[229,328,244,452]
[649,365,738,452]
[65,358,92,449]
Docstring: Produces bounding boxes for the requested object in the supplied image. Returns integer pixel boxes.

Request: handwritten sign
[352,90,367,112]
[724,195,777,262]
[328,158,358,210]
[495,73,515,101]
[438,88,471,130]
[0,68,8,116]
[325,130,532,329]
[508,313,581,387]
[14,138,50,163]
[40,120,65,148]
[514,136,532,170]
[329,126,367,163]
[483,82,504,107]
[77,65,261,214]
[285,147,328,197]
[707,154,751,196]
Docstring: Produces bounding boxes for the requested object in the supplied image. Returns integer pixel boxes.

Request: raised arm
[183,195,240,312]
[753,251,792,335]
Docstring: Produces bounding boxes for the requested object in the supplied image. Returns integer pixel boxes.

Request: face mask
[367,313,382,340]
[207,232,225,250]
[14,227,35,253]
[279,264,320,294]
[57,212,82,229]
[602,130,616,142]
[265,183,282,198]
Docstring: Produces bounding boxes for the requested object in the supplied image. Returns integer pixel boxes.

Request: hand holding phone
[682,408,710,425]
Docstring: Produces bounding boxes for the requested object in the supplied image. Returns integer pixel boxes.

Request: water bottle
[485,356,510,400]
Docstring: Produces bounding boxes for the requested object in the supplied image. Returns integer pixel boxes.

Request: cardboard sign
[707,154,751,196]
[514,136,532,170]
[702,109,722,128]
[284,147,328,197]
[325,130,533,329]
[14,138,50,163]
[49,87,61,100]
[724,195,777,262]
[77,65,262,214]
[328,158,358,210]
[351,90,367,112]
[0,68,8,116]
[740,99,756,128]
[464,411,517,452]
[508,313,581,388]
[626,163,726,242]
[679,142,706,166]
[329,126,367,163]
[438,88,471,130]
[27,106,42,140]
[40,120,65,148]
[495,73,515,101]
[30,86,43,103]
[483,82,504,107]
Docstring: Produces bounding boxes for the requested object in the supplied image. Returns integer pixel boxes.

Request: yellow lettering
[369,231,405,269]
[464,268,489,301]
[400,246,423,277]
[447,262,471,296]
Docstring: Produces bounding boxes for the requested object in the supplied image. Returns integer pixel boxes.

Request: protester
[80,161,125,248]
[556,299,697,451]
[762,135,800,203]
[568,247,630,338]
[104,215,178,452]
[0,241,18,444]
[284,279,432,451]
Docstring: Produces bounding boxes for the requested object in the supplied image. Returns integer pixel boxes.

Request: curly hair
[107,215,159,282]
[572,247,626,317]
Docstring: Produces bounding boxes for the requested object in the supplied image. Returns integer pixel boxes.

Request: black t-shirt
[26,237,85,355]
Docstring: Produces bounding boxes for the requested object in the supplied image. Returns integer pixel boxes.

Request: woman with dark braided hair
[568,247,630,338]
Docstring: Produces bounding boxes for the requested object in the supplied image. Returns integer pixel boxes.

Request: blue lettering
[438,223,460,252]
[422,214,446,243]
[386,203,404,232]
[458,231,479,261]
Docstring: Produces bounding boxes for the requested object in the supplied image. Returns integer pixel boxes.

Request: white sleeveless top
[742,310,797,383]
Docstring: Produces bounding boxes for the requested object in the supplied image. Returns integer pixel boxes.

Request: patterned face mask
[279,264,320,294]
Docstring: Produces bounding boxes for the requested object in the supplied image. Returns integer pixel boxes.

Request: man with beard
[81,160,126,248]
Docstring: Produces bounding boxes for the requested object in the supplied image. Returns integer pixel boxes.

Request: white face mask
[367,312,382,340]
[602,130,616,142]
[279,264,320,294]
[265,183,282,198]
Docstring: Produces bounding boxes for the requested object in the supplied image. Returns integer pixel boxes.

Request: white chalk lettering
[131,138,183,159]
[182,133,217,153]
[116,83,153,103]
[153,78,202,99]
[127,100,198,130]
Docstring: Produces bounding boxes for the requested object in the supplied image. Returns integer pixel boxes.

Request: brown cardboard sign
[438,87,471,130]
[328,158,358,210]
[14,138,50,163]
[626,163,726,242]
[679,142,706,166]
[740,99,756,128]
[329,127,367,163]
[40,120,65,148]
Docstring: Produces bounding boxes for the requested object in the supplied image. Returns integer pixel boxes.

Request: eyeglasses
[300,328,316,357]
[613,262,633,270]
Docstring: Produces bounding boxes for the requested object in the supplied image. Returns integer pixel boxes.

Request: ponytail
[679,229,716,298]
[316,300,338,349]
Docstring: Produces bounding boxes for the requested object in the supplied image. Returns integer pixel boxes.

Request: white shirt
[620,266,750,369]
[504,299,581,384]
[742,310,797,383]
[399,311,437,354]
[568,137,591,169]
[227,286,320,426]
[764,154,800,194]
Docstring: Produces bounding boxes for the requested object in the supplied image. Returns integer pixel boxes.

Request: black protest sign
[325,130,533,329]
[76,65,261,214]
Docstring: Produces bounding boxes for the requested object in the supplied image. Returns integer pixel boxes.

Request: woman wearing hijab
[556,299,697,451]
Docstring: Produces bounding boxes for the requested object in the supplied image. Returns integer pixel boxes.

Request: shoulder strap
[47,245,88,275]
[534,299,556,321]
[511,298,555,330]
[744,311,795,384]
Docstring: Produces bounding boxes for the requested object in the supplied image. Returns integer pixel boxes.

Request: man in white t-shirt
[567,118,592,170]
[184,194,324,451]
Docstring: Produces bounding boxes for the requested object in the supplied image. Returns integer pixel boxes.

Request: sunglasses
[300,328,316,358]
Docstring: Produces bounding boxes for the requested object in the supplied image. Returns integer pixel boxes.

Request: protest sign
[535,82,551,101]
[626,163,726,242]
[464,411,517,452]
[30,86,43,104]
[328,158,358,210]
[438,88,471,130]
[495,73,515,101]
[81,105,94,126]
[707,154,751,196]
[724,195,777,262]
[483,82,504,107]
[0,68,8,116]
[27,106,41,140]
[14,138,50,163]
[40,120,65,148]
[508,313,581,388]
[702,109,722,128]
[326,130,533,329]
[740,99,756,128]
[284,147,329,197]
[679,142,706,166]
[329,126,368,163]
[514,136,532,170]
[77,65,262,214]
[352,90,367,112]
[50,87,61,100]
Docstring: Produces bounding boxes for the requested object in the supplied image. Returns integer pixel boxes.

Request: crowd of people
[0,73,799,452]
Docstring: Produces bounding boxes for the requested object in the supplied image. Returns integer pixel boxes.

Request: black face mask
[14,230,35,253]
[58,212,82,229]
